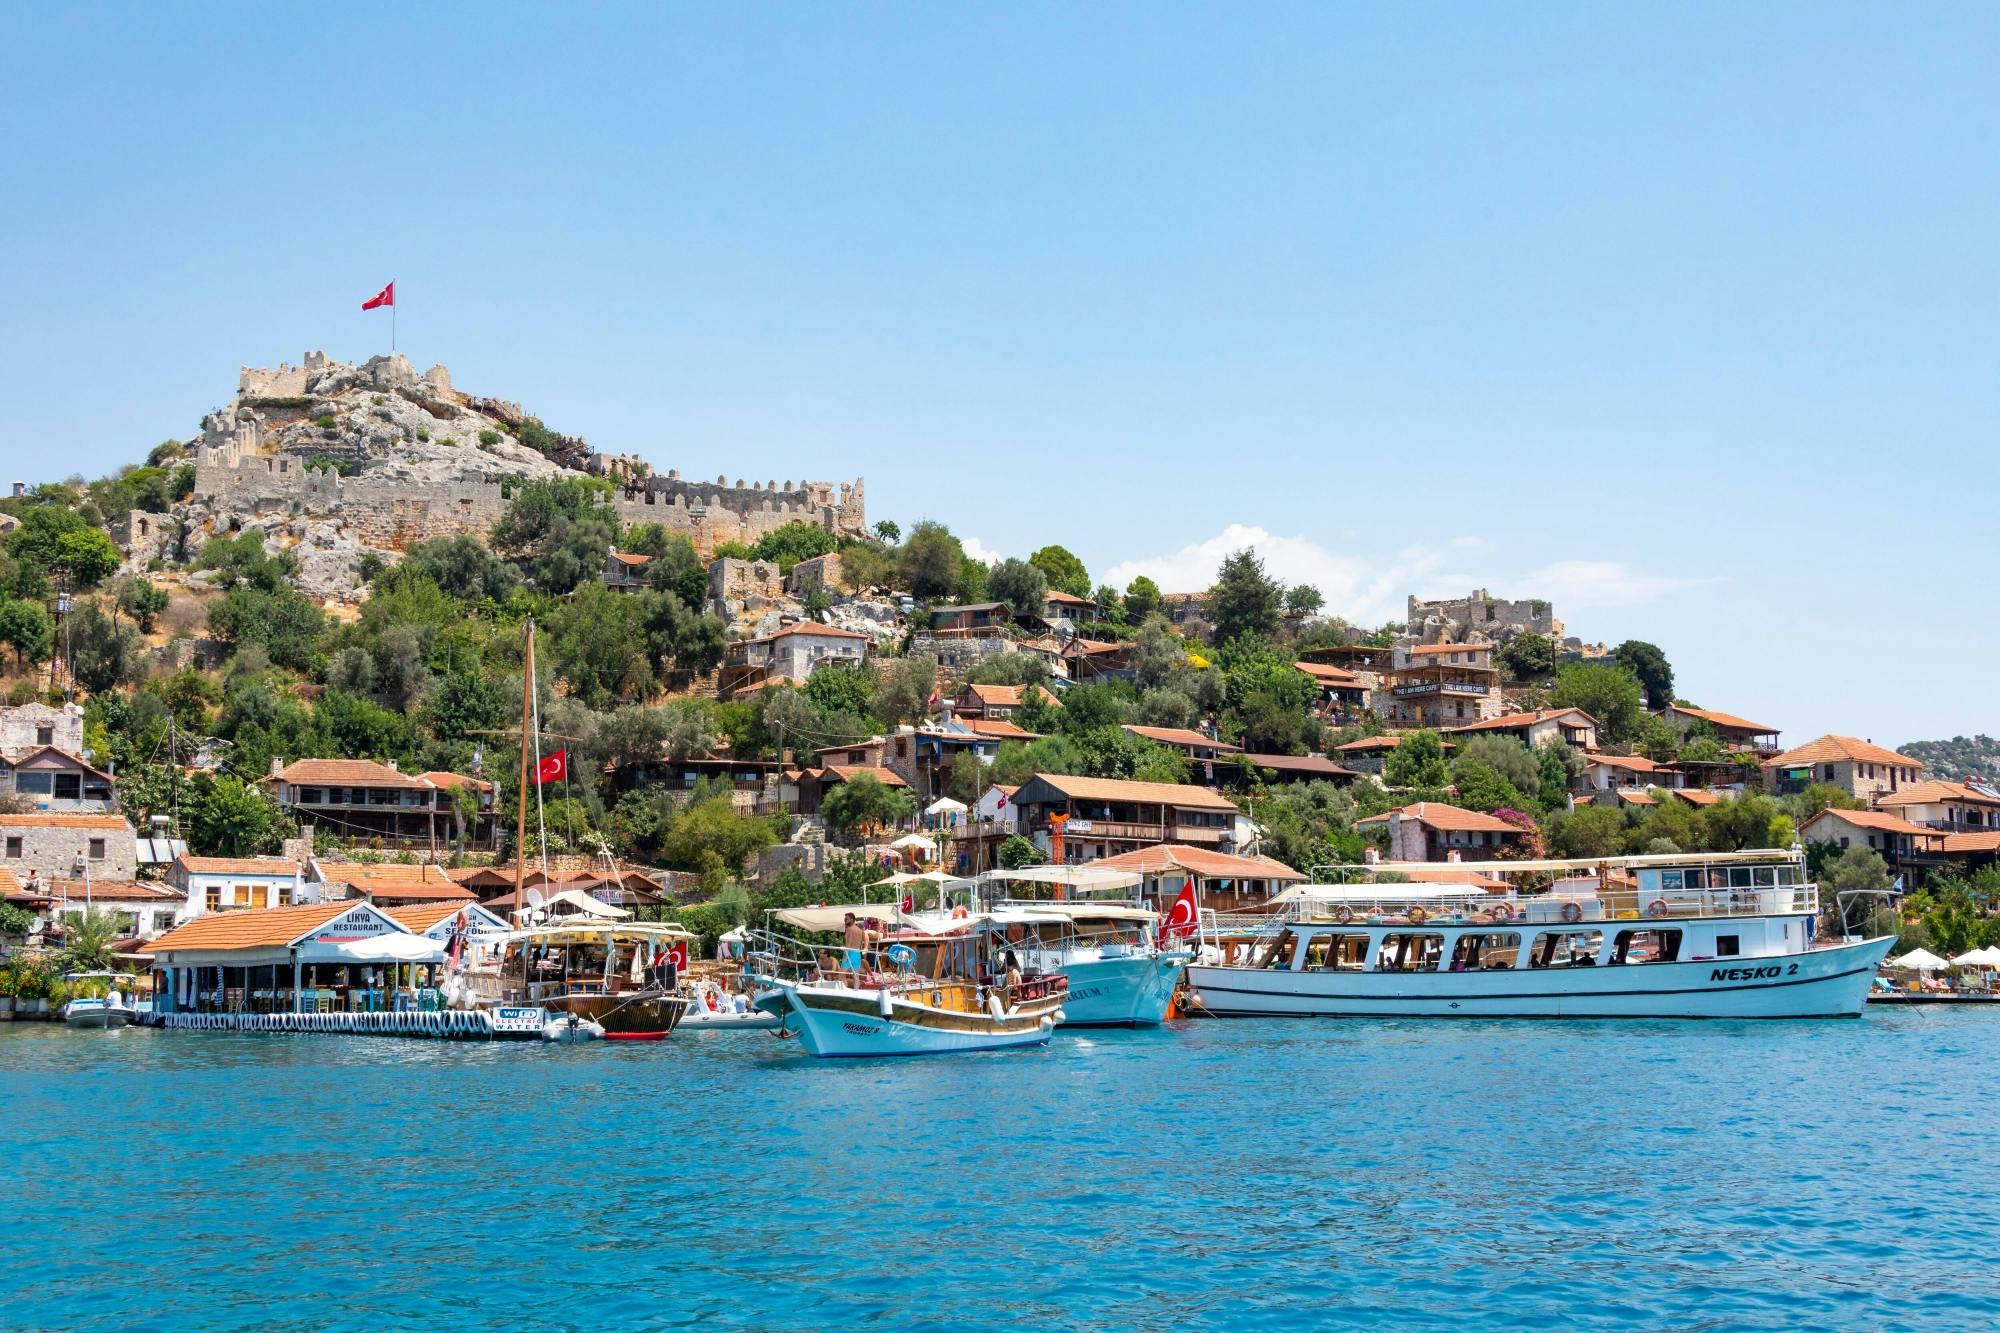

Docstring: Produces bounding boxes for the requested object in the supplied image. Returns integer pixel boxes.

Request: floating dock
[147,1010,500,1038]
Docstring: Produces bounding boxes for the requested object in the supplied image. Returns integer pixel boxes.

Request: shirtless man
[842,913,873,983]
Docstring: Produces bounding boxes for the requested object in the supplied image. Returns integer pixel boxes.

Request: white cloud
[959,536,1004,567]
[1106,525,1717,625]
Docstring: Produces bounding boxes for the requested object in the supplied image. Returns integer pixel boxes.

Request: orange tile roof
[608,550,653,566]
[822,764,909,787]
[317,862,475,901]
[1586,753,1660,772]
[1765,736,1924,771]
[0,813,131,830]
[1618,791,1658,806]
[1356,802,1524,833]
[1666,705,1778,735]
[1334,736,1405,753]
[45,879,183,902]
[1451,708,1598,735]
[177,855,301,876]
[960,683,1060,708]
[1045,589,1097,606]
[1409,643,1492,657]
[0,868,21,894]
[1804,808,1939,838]
[1090,844,1305,881]
[1944,831,2000,854]
[759,622,870,642]
[1295,662,1363,686]
[1022,773,1240,811]
[963,718,1037,740]
[1242,753,1360,778]
[419,771,495,792]
[138,900,367,954]
[266,758,433,789]
[385,901,499,933]
[1670,789,1723,806]
[1876,780,2000,810]
[1123,725,1242,752]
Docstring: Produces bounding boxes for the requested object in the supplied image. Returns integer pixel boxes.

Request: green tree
[1497,633,1555,681]
[660,796,784,877]
[66,604,145,693]
[397,535,520,604]
[1825,845,1892,900]
[1613,640,1675,710]
[1551,661,1645,748]
[1284,584,1324,616]
[1123,575,1162,622]
[898,521,966,599]
[490,475,619,554]
[546,584,654,707]
[1536,739,1580,811]
[636,533,709,607]
[115,577,171,633]
[189,774,289,856]
[873,520,901,544]
[1207,549,1282,644]
[821,773,917,838]
[641,591,727,689]
[1547,804,1629,858]
[750,520,842,571]
[998,835,1043,870]
[1449,758,1528,813]
[988,558,1048,618]
[1028,545,1091,598]
[0,598,53,667]
[54,528,124,589]
[1384,730,1449,788]
[55,907,127,972]
[874,655,940,728]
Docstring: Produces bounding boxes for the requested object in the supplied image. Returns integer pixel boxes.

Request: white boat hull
[62,1001,134,1029]
[678,1007,780,1031]
[1187,935,1895,1020]
[1054,953,1184,1027]
[754,979,1054,1058]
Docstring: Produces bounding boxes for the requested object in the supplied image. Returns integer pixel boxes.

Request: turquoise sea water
[4,1012,1994,1331]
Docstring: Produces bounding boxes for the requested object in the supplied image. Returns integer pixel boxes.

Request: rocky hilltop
[143,350,866,599]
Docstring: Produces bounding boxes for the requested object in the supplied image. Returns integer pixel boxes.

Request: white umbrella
[1949,946,2000,968]
[1888,948,1949,971]
[923,797,968,816]
[888,833,936,851]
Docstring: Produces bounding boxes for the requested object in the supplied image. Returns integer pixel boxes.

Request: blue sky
[4,4,1994,746]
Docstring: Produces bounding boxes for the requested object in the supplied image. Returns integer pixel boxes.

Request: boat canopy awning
[771,903,907,932]
[1273,883,1503,904]
[980,866,1143,893]
[296,933,446,964]
[993,901,1157,923]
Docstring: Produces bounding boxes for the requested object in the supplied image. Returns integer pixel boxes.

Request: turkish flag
[666,941,689,971]
[533,748,568,785]
[900,894,915,914]
[1162,876,1200,941]
[361,281,395,311]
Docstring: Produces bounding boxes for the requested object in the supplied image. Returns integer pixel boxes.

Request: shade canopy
[771,903,906,933]
[532,888,630,920]
[924,797,969,815]
[980,865,1143,893]
[879,870,960,886]
[1887,948,1950,971]
[1950,947,2000,968]
[297,932,445,964]
[888,833,938,851]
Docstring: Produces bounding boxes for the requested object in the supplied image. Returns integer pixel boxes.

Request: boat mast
[515,618,535,999]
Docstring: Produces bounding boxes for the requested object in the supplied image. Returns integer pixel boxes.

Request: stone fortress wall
[190,352,866,556]
[1406,588,1562,644]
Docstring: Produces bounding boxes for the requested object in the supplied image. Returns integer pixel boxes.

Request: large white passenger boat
[1186,850,1893,1020]
[978,867,1188,1027]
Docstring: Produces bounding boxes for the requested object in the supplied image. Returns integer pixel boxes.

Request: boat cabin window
[1448,932,1521,971]
[1715,934,1741,957]
[1529,930,1604,968]
[1374,933,1445,972]
[1609,929,1683,964]
[1252,929,1298,970]
[1302,934,1372,970]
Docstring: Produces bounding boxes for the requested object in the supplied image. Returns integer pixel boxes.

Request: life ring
[1561,901,1584,924]
[1333,905,1354,925]
[1407,906,1428,925]
[1491,903,1515,923]
[950,905,969,920]
[1647,899,1670,919]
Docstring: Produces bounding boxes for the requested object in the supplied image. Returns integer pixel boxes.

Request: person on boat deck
[1002,950,1024,1002]
[815,949,839,982]
[843,914,875,981]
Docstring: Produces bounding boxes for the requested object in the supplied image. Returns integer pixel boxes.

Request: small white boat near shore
[1186,850,1893,1021]
[62,974,138,1029]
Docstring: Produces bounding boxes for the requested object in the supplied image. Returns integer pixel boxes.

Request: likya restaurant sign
[310,907,396,942]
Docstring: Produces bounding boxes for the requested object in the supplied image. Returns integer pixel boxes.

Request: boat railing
[744,928,971,994]
[1207,882,1820,935]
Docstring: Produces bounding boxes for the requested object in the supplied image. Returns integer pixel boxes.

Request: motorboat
[746,908,1066,1057]
[984,897,1186,1027]
[1184,850,1894,1020]
[62,973,137,1029]
[678,976,779,1030]
[497,922,693,1041]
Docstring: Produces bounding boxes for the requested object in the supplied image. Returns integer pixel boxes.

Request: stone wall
[0,816,139,881]
[0,703,84,759]
[788,552,842,595]
[708,557,786,617]
[1407,588,1560,643]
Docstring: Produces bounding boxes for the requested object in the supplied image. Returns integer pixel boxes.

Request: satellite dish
[525,887,545,910]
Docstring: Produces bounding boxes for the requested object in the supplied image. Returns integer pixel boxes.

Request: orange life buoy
[1333,905,1354,925]
[1407,905,1428,925]
[950,905,969,920]
[1491,903,1515,923]
[1561,901,1584,924]
[1647,899,1670,919]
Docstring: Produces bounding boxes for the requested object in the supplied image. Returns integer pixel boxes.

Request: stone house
[0,746,117,812]
[718,623,870,697]
[1381,643,1504,728]
[953,683,1061,722]
[1762,736,1924,802]
[600,549,652,592]
[1122,725,1242,785]
[1798,808,1945,880]
[930,603,1013,638]
[1873,780,2000,835]
[1447,707,1598,752]
[0,812,139,881]
[1356,803,1528,862]
[787,552,843,595]
[0,702,84,759]
[1658,705,1781,756]
[262,759,498,853]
